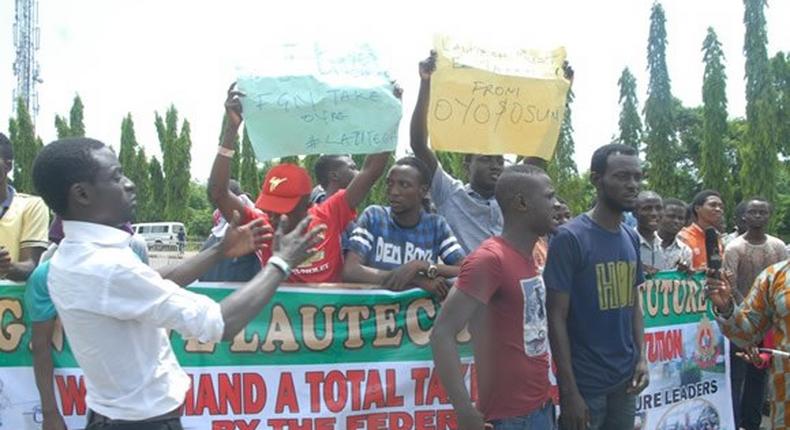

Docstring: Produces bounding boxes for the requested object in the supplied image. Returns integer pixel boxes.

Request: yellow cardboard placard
[428,35,571,159]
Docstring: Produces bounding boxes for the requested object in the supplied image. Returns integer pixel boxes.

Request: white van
[132,222,186,250]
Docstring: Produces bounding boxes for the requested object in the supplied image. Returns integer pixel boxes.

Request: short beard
[599,186,633,213]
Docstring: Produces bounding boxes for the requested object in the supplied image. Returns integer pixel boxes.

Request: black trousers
[86,410,183,430]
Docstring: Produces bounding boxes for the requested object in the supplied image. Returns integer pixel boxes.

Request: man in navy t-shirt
[343,157,464,299]
[544,144,648,430]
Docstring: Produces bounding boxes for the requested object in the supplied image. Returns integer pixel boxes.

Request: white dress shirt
[49,221,224,420]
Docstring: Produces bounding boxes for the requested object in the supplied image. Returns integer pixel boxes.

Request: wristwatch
[426,264,439,280]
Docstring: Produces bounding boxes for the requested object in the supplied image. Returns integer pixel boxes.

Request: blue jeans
[582,381,636,430]
[489,402,556,430]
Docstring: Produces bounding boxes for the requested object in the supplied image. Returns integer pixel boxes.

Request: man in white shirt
[31,138,325,429]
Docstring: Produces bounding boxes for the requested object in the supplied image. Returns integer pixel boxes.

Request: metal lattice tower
[12,0,41,119]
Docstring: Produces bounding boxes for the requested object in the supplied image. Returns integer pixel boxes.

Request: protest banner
[237,44,402,161]
[637,271,733,430]
[0,272,732,429]
[0,282,472,430]
[428,35,571,159]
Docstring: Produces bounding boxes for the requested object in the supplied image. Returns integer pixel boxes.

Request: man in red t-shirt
[209,84,391,283]
[431,164,558,430]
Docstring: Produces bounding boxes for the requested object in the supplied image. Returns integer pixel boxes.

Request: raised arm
[343,152,390,209]
[430,288,485,430]
[409,52,439,178]
[209,84,249,222]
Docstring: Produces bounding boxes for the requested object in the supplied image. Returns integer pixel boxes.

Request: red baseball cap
[255,163,313,214]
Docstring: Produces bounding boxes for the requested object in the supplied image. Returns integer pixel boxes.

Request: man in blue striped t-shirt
[343,157,465,299]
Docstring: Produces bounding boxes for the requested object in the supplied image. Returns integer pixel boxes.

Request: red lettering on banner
[305,371,325,413]
[212,420,260,430]
[415,410,436,430]
[411,367,430,406]
[646,329,684,363]
[470,364,478,402]
[347,370,365,410]
[389,412,413,430]
[425,369,450,405]
[437,409,457,429]
[362,369,385,409]
[213,421,234,430]
[243,373,267,414]
[275,372,300,413]
[218,373,242,414]
[385,369,405,407]
[185,373,266,416]
[55,375,87,416]
[195,374,219,415]
[346,411,456,430]
[325,370,349,412]
[268,418,335,430]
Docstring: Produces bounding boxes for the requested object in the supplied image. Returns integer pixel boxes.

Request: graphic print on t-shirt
[521,276,548,357]
[595,261,637,311]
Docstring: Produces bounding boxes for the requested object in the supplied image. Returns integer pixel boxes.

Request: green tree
[548,90,578,187]
[673,101,704,202]
[240,127,259,199]
[740,0,778,201]
[9,98,37,193]
[148,156,165,219]
[435,152,468,183]
[184,182,214,239]
[644,2,680,197]
[701,27,732,204]
[771,52,789,156]
[617,68,643,151]
[154,106,192,221]
[119,114,138,172]
[55,95,85,138]
[133,148,151,221]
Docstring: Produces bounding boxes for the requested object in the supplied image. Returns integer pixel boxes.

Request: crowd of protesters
[0,52,787,430]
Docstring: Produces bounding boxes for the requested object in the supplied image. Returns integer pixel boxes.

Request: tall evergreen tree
[701,27,732,203]
[240,127,259,198]
[119,114,138,171]
[155,106,192,221]
[9,98,37,193]
[55,95,85,138]
[644,2,680,197]
[617,68,643,151]
[741,0,778,200]
[133,148,151,221]
[548,90,578,185]
[148,156,165,217]
[771,52,789,156]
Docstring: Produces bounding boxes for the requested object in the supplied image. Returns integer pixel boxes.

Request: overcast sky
[1,0,788,182]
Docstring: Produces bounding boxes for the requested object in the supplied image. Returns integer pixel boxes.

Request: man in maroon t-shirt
[431,164,558,430]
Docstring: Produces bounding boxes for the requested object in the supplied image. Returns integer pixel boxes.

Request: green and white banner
[0,272,732,430]
[0,283,473,430]
[636,271,733,430]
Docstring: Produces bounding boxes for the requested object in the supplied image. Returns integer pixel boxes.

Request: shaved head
[635,191,662,208]
[495,164,549,210]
